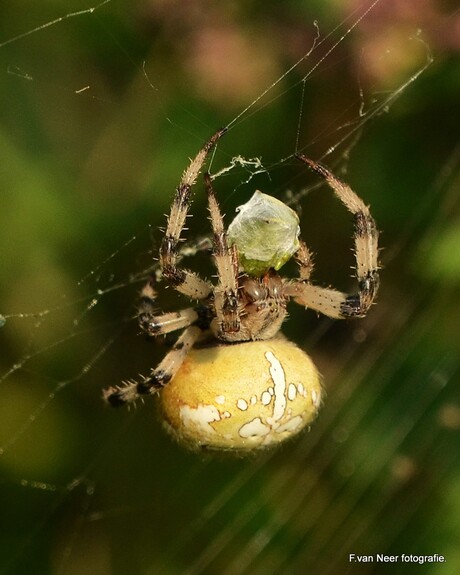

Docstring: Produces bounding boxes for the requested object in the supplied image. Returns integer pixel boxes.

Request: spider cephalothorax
[103,129,379,451]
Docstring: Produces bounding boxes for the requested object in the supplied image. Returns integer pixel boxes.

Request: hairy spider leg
[285,156,380,319]
[160,128,227,299]
[137,236,215,335]
[104,295,204,406]
[294,239,315,282]
[204,172,241,336]
[104,325,205,407]
[137,275,200,336]
[103,129,227,407]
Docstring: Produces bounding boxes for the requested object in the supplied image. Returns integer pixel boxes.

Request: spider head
[227,191,300,276]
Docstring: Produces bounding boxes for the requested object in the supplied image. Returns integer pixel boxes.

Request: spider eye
[227,191,300,276]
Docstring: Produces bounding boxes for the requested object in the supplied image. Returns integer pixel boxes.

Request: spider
[103,128,379,451]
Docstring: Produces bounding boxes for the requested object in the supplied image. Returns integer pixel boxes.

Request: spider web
[1,1,459,574]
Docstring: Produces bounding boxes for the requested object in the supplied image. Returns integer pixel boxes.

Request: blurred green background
[0,1,459,574]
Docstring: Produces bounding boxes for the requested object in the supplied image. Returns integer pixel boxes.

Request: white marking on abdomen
[276,415,304,433]
[180,404,220,433]
[288,383,297,401]
[261,391,272,405]
[265,351,287,422]
[311,388,320,408]
[239,417,270,438]
[237,398,248,411]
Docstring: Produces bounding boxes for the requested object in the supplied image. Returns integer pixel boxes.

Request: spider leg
[286,156,379,319]
[103,325,204,407]
[140,308,200,337]
[137,278,199,336]
[204,172,241,335]
[295,239,315,282]
[160,128,227,299]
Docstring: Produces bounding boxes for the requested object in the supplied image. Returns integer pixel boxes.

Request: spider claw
[102,386,128,408]
[103,377,146,408]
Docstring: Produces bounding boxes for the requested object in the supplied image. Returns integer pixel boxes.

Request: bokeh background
[0,1,459,574]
